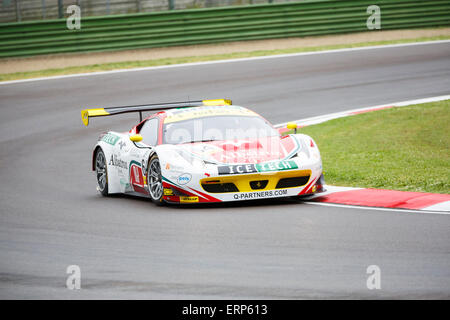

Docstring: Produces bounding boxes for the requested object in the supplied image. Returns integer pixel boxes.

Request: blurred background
[1,0,294,22]
[0,1,448,64]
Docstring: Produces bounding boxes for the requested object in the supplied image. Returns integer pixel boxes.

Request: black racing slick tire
[147,154,165,206]
[95,148,109,196]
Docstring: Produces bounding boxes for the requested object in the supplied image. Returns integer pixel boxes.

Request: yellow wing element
[202,99,232,106]
[81,99,232,126]
[81,108,110,126]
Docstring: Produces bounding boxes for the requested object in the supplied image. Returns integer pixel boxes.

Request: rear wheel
[95,149,108,196]
[147,155,164,205]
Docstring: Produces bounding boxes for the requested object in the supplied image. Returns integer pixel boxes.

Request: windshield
[163,115,279,144]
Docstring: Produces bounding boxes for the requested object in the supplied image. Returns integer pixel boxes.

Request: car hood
[176,135,299,164]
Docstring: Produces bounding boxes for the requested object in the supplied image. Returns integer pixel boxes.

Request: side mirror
[287,122,298,134]
[129,134,143,142]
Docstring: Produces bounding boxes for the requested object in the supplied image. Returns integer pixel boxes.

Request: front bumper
[161,168,324,204]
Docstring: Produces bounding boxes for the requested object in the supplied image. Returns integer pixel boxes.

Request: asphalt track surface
[0,42,449,299]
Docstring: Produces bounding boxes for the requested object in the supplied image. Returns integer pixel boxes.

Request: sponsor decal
[233,189,288,200]
[180,196,199,203]
[102,133,120,145]
[256,160,298,172]
[218,160,298,175]
[118,140,126,150]
[219,164,257,175]
[129,160,144,188]
[133,166,140,183]
[164,188,174,196]
[109,154,127,169]
[165,163,184,171]
[177,173,192,185]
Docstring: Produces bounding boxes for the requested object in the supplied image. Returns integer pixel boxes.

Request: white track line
[1,39,449,85]
[424,201,450,212]
[303,201,450,215]
[275,95,450,128]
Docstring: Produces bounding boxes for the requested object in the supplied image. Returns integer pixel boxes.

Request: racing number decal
[130,161,147,194]
[132,165,142,185]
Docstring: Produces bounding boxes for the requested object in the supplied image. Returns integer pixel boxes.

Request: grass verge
[296,100,450,194]
[1,34,449,82]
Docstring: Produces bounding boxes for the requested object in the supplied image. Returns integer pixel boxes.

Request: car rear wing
[81,99,232,126]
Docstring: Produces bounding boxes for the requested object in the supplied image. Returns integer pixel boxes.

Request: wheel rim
[148,158,163,200]
[96,151,107,191]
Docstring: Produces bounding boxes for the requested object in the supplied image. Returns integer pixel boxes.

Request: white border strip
[304,201,450,215]
[424,201,450,212]
[1,40,449,85]
[275,95,450,128]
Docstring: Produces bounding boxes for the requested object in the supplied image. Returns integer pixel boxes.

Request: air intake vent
[202,183,239,193]
[276,176,310,188]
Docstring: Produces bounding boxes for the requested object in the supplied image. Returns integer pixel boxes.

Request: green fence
[0,0,449,58]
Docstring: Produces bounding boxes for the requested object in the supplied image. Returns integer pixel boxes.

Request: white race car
[82,99,324,205]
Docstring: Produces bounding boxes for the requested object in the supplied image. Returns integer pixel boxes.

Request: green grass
[1,34,449,82]
[297,100,450,194]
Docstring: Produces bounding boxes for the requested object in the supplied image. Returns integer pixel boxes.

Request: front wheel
[95,148,109,196]
[147,155,164,206]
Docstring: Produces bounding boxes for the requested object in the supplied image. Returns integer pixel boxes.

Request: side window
[139,118,159,146]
